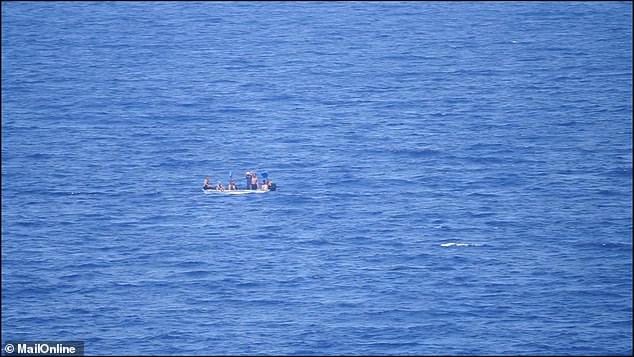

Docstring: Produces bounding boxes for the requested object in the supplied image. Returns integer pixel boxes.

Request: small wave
[463,155,504,164]
[180,270,212,278]
[554,120,580,126]
[25,152,53,159]
[440,242,482,247]
[467,192,499,198]
[576,241,632,250]
[603,166,632,178]
[596,189,622,196]
[390,147,441,158]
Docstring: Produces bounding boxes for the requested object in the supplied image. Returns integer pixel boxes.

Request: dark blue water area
[1,2,632,355]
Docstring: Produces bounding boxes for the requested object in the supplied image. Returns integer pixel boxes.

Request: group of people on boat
[203,170,276,192]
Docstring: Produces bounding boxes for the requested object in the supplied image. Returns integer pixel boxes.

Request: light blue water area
[2,2,632,355]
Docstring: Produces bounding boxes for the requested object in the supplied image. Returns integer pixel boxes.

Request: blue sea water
[1,1,632,355]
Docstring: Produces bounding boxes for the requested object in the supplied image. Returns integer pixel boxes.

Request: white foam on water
[440,242,481,247]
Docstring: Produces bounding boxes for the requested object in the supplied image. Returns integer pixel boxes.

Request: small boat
[202,188,269,195]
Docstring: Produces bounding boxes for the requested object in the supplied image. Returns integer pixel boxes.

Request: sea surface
[2,2,632,355]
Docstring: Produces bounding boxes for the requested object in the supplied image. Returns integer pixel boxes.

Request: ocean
[1,1,632,355]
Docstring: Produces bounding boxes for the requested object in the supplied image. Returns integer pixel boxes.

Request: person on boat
[251,172,258,190]
[245,171,252,190]
[268,179,276,191]
[261,179,269,191]
[228,178,237,190]
[216,181,225,192]
[203,176,213,190]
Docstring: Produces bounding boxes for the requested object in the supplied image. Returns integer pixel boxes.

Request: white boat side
[202,189,269,195]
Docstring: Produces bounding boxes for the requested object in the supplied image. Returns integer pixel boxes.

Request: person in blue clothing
[245,171,252,190]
